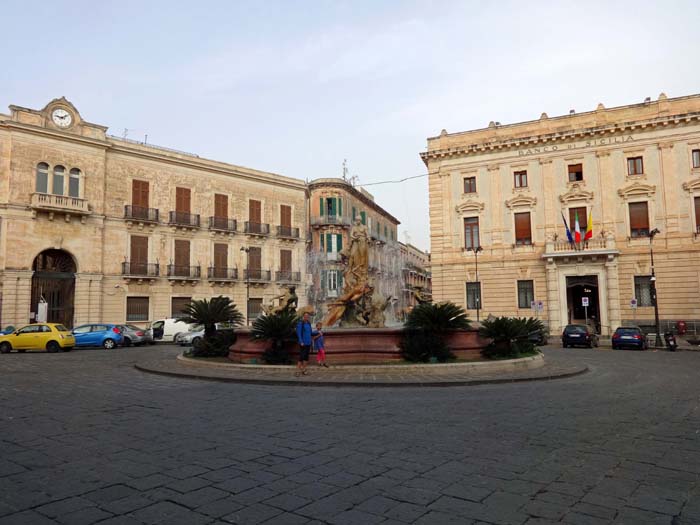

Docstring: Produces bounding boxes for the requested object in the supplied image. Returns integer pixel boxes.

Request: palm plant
[478,316,544,359]
[177,296,244,341]
[250,310,298,364]
[401,302,470,363]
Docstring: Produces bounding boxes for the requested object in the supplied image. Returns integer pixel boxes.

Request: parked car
[179,326,204,347]
[72,324,124,349]
[528,327,548,346]
[612,326,648,350]
[150,318,197,343]
[562,324,599,348]
[117,324,155,346]
[0,325,16,335]
[0,323,75,353]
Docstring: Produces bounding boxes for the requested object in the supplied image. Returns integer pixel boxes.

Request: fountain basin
[228,328,490,364]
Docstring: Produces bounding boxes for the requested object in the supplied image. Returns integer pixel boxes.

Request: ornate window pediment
[455,199,485,214]
[617,181,656,200]
[559,183,594,204]
[505,194,537,209]
[682,178,700,193]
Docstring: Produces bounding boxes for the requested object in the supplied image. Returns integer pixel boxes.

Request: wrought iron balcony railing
[166,264,201,279]
[209,216,237,232]
[244,269,271,281]
[244,222,270,235]
[168,211,200,228]
[275,270,301,282]
[207,267,238,280]
[124,205,159,223]
[311,214,352,227]
[276,225,300,239]
[121,261,160,277]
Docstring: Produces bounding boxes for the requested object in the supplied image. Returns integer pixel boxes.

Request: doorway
[566,275,600,333]
[31,249,76,327]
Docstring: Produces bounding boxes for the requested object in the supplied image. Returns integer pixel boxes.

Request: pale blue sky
[3,0,699,250]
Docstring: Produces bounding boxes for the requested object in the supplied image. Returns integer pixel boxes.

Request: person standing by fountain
[295,312,313,376]
[313,322,328,368]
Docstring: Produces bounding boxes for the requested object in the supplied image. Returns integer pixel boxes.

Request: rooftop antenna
[403,231,411,245]
[122,128,129,139]
[342,159,348,181]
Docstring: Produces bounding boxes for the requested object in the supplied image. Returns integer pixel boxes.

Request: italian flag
[574,211,582,243]
[584,211,593,240]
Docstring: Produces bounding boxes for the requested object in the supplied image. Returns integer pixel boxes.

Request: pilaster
[605,257,621,333]
[74,273,103,325]
[545,259,560,332]
[1,270,33,327]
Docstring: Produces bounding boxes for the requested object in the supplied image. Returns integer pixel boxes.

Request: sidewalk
[135,351,588,387]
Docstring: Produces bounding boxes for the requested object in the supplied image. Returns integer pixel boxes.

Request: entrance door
[31,249,76,328]
[566,276,600,332]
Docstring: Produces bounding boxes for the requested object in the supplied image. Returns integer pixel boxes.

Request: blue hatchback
[72,324,124,349]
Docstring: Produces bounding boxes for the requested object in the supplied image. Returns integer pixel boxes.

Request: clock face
[52,108,72,128]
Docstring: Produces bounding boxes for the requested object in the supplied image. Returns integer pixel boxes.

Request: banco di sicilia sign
[518,135,634,157]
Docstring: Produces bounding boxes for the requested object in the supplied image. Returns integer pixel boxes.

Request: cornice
[559,183,594,204]
[455,199,485,214]
[682,178,700,193]
[0,120,109,150]
[617,181,656,200]
[307,179,400,224]
[505,194,537,209]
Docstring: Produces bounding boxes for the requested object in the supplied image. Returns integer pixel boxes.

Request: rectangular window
[69,169,80,198]
[53,167,64,196]
[247,298,263,321]
[280,205,292,228]
[214,194,228,218]
[248,246,261,271]
[514,170,528,188]
[517,280,534,309]
[360,211,366,225]
[629,202,650,237]
[568,163,583,182]
[464,176,477,193]
[130,235,148,275]
[280,249,292,272]
[175,187,191,213]
[695,197,700,234]
[569,207,587,233]
[352,206,356,220]
[213,243,228,269]
[328,270,339,291]
[36,163,49,193]
[171,297,191,317]
[466,282,481,310]
[693,149,700,169]
[174,239,190,269]
[126,297,149,322]
[514,212,532,245]
[627,156,644,176]
[249,199,261,223]
[634,276,653,307]
[464,217,480,250]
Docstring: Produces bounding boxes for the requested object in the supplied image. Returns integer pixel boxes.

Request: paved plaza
[1,346,699,524]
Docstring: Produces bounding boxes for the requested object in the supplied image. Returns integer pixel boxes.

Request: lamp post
[648,228,662,348]
[468,246,483,322]
[240,247,250,325]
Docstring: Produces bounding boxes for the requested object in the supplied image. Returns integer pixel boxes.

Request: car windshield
[54,325,68,332]
[566,325,588,334]
[616,328,641,335]
[125,325,142,331]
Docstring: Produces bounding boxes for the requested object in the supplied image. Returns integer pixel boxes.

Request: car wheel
[123,337,131,347]
[46,341,60,353]
[173,333,182,344]
[192,337,202,348]
[0,342,11,354]
[103,338,116,350]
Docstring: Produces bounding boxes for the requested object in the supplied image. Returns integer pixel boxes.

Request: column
[658,142,678,236]
[605,256,621,335]
[595,150,615,235]
[539,158,556,235]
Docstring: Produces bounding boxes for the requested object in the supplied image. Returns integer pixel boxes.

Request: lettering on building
[518,135,634,156]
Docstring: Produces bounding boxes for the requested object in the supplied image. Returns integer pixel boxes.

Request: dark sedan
[562,324,598,348]
[612,326,648,350]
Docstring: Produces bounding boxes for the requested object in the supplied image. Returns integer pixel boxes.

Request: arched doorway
[31,249,76,327]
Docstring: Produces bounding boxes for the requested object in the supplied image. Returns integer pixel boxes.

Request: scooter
[664,331,678,352]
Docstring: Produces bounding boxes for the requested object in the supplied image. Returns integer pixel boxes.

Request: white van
[150,318,197,343]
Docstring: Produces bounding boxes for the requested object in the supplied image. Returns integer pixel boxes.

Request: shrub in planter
[479,316,543,359]
[251,310,298,364]
[399,328,453,363]
[400,302,469,362]
[179,296,244,358]
[190,329,237,358]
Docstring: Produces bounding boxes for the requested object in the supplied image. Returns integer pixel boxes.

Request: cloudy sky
[4,0,699,250]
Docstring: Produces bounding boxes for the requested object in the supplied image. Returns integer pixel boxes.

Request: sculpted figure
[341,218,370,289]
[264,286,298,315]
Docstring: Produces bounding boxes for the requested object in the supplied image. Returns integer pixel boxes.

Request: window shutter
[569,207,587,230]
[174,240,190,267]
[361,211,366,225]
[176,187,191,213]
[338,198,342,216]
[695,197,700,231]
[330,198,337,216]
[352,207,356,220]
[514,213,531,242]
[214,244,228,268]
[326,233,332,252]
[320,233,324,251]
[629,202,649,230]
[214,194,228,218]
[249,200,261,223]
[319,197,324,216]
[249,247,261,270]
[337,234,343,251]
[130,236,148,264]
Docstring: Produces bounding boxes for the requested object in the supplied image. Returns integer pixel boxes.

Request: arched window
[36,162,49,193]
[52,166,65,196]
[69,168,80,198]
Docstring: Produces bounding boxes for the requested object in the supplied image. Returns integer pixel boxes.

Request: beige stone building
[0,97,308,328]
[422,93,700,335]
[399,242,432,309]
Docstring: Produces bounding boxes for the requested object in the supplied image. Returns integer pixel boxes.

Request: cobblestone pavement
[1,345,699,524]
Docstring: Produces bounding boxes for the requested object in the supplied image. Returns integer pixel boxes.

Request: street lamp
[648,228,662,348]
[468,245,483,322]
[240,247,250,325]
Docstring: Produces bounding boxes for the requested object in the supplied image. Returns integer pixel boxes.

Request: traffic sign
[536,300,544,312]
[582,297,589,307]
[530,300,536,310]
[630,298,638,309]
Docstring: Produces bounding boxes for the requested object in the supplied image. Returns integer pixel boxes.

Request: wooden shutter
[249,247,261,271]
[326,233,332,253]
[214,194,228,218]
[319,197,324,216]
[176,187,191,213]
[569,207,587,231]
[320,232,324,251]
[514,212,531,243]
[338,198,342,216]
[280,205,291,228]
[280,249,292,272]
[172,297,191,317]
[214,243,228,269]
[132,180,149,208]
[337,234,343,251]
[130,236,148,264]
[249,200,261,223]
[629,202,649,230]
[174,240,190,268]
[695,197,700,232]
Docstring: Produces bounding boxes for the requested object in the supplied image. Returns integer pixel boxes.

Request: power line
[356,173,428,187]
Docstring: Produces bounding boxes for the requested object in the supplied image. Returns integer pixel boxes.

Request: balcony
[121,261,160,282]
[208,216,237,233]
[244,269,271,283]
[124,205,159,224]
[168,211,200,229]
[207,267,238,283]
[166,264,201,283]
[276,225,300,240]
[244,221,270,236]
[275,270,301,283]
[311,214,352,228]
[542,238,619,262]
[30,192,91,223]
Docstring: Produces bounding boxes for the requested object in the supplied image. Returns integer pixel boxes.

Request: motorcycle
[664,331,678,352]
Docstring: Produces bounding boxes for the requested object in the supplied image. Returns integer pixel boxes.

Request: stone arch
[30,249,76,327]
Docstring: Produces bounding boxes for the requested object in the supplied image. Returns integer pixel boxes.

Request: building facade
[0,97,308,328]
[399,242,432,310]
[307,178,402,318]
[423,93,700,335]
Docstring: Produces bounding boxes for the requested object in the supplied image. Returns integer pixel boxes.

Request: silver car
[117,324,155,347]
[179,327,204,347]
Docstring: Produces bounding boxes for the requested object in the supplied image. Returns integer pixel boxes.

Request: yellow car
[0,323,75,353]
